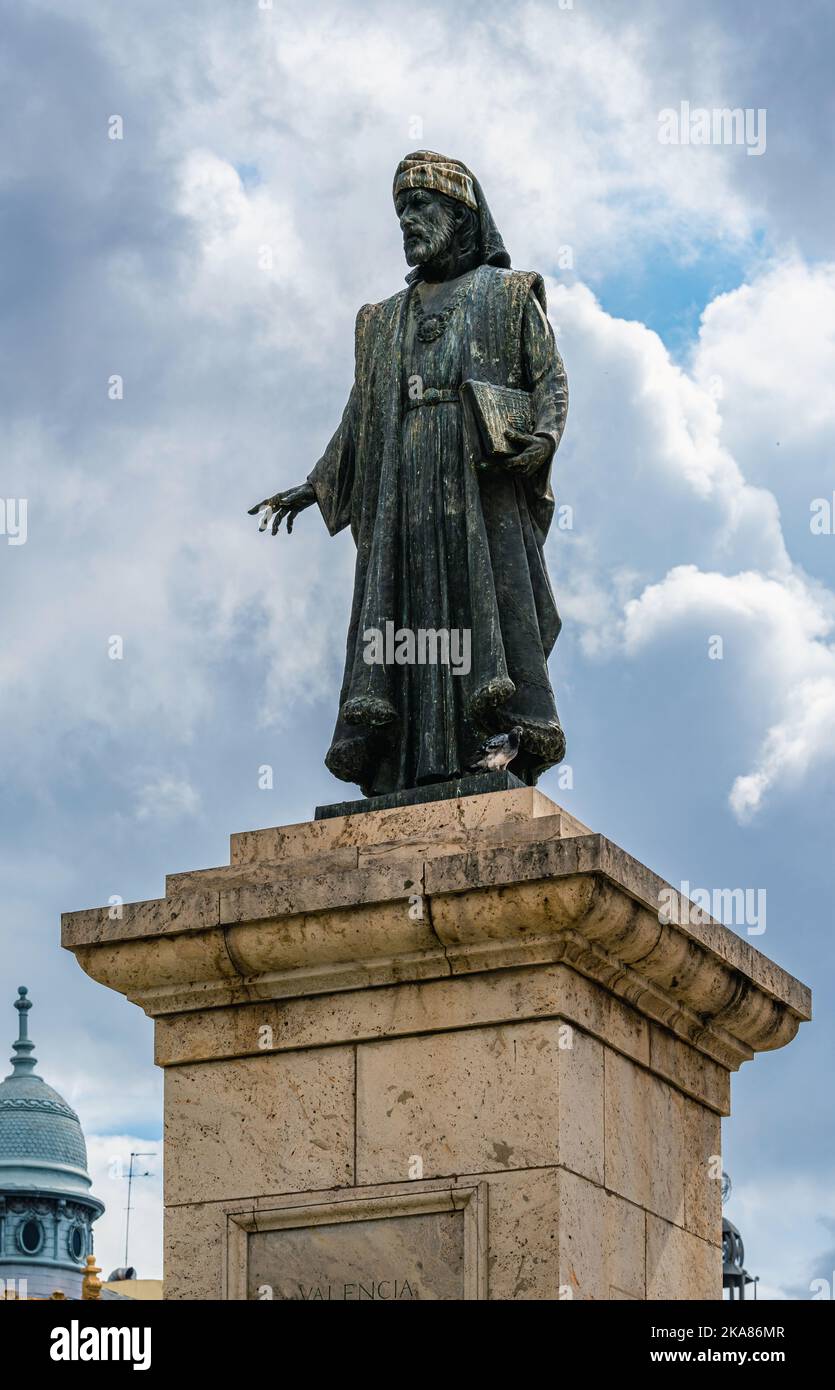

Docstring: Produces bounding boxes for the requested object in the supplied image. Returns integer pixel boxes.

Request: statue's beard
[403,207,457,267]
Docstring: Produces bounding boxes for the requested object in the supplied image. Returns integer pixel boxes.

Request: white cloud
[691,259,835,568]
[729,674,835,820]
[134,775,201,823]
[75,0,764,289]
[726,1171,835,1301]
[548,277,789,576]
[542,260,835,819]
[694,259,835,448]
[622,566,835,817]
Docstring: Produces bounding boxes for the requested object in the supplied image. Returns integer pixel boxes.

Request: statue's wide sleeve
[307,383,358,537]
[520,289,569,538]
[307,305,370,536]
[522,291,568,458]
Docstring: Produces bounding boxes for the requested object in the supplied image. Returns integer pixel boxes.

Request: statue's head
[393,152,511,277]
[395,186,479,268]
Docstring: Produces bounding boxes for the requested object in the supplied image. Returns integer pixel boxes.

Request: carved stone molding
[61,792,810,1077]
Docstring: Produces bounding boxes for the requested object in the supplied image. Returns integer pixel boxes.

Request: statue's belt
[405,387,460,409]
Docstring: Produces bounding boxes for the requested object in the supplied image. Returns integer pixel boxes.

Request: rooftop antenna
[124,1151,155,1269]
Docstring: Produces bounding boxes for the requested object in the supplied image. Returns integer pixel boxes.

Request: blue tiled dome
[0,1076,88,1170]
[0,987,93,1196]
[0,988,104,1297]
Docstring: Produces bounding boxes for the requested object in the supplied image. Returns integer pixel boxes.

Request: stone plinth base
[314,768,526,819]
[61,789,810,1300]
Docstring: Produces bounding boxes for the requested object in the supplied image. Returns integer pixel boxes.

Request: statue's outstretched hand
[501,430,555,477]
[248,482,317,536]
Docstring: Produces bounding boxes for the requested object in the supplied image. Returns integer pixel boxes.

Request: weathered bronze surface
[250,152,569,797]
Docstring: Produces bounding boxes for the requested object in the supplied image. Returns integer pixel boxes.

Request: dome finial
[8,986,38,1078]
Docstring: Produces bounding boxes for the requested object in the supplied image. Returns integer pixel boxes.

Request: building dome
[0,1075,89,1185]
[0,987,104,1299]
[0,986,92,1193]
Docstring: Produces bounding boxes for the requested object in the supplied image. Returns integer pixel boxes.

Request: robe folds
[308,263,569,797]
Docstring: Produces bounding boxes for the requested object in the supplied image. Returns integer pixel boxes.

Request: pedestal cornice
[61,792,810,1077]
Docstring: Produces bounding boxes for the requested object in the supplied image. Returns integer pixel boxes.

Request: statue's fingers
[258,507,274,532]
[514,453,541,480]
[248,499,269,515]
[286,509,296,534]
[505,429,535,448]
[271,506,290,536]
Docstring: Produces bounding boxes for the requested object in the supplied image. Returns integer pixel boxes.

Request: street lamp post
[721,1172,757,1300]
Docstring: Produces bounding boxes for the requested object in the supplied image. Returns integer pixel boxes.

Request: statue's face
[396,187,456,266]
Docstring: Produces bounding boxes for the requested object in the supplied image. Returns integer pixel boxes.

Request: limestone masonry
[62,789,811,1300]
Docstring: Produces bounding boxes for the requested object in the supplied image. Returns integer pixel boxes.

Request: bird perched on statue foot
[468,726,523,773]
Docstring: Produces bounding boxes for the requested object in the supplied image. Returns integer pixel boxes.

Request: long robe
[308,262,568,797]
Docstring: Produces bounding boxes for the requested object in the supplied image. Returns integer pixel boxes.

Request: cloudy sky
[2,0,833,1293]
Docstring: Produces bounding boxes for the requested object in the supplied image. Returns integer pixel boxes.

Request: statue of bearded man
[250,151,569,798]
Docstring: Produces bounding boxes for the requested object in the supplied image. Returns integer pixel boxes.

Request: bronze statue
[250,152,568,798]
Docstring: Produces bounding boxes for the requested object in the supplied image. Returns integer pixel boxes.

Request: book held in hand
[460,379,534,465]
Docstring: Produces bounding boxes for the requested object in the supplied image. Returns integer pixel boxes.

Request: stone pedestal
[61,789,810,1301]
